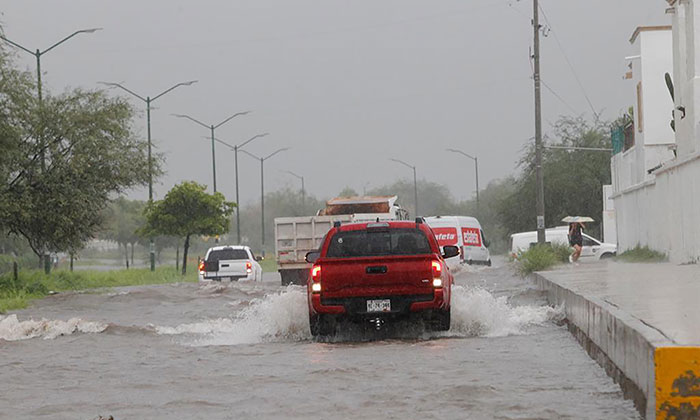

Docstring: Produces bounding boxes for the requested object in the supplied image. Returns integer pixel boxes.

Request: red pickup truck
[305,219,458,337]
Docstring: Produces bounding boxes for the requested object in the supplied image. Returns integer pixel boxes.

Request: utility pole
[533,0,546,244]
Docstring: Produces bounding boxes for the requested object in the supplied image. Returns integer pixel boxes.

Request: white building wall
[640,30,676,145]
[614,158,700,263]
[611,17,700,263]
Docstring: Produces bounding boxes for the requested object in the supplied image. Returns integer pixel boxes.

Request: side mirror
[305,251,320,263]
[442,245,460,259]
[483,239,491,248]
[255,256,263,262]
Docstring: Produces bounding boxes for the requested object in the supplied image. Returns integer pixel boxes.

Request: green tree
[0,50,156,271]
[143,182,235,274]
[497,116,612,239]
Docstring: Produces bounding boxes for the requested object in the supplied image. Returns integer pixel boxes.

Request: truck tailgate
[204,259,248,278]
[319,256,434,298]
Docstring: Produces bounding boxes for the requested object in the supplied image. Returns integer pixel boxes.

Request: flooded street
[0,260,639,420]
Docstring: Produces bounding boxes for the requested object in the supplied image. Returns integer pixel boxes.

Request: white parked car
[198,245,263,282]
[510,226,617,261]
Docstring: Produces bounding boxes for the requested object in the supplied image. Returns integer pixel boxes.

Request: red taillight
[311,265,322,293]
[198,261,205,272]
[431,260,442,277]
[246,261,252,273]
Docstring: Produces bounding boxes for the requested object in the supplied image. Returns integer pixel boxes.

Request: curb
[533,272,700,419]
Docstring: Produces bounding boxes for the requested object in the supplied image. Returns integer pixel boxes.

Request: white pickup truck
[274,196,409,285]
[198,245,263,282]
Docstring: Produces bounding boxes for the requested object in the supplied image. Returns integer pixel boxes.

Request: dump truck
[274,196,409,285]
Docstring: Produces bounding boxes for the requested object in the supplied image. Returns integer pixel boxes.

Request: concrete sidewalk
[533,262,700,420]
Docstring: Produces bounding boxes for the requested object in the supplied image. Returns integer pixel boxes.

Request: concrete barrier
[533,266,700,420]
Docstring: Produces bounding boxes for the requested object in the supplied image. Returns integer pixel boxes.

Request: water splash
[157,285,311,346]
[0,314,107,341]
[157,283,560,345]
[449,285,562,337]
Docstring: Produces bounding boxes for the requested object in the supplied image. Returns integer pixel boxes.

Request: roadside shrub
[616,245,667,263]
[551,243,572,263]
[517,244,560,275]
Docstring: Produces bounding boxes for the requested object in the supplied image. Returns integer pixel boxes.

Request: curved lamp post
[283,170,305,207]
[239,148,290,256]
[212,134,269,243]
[100,80,198,270]
[389,158,418,217]
[446,148,480,214]
[172,111,251,192]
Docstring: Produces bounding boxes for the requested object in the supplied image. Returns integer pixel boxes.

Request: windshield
[207,249,249,261]
[326,228,431,258]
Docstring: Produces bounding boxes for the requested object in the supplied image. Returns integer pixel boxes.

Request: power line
[541,79,578,114]
[538,1,599,119]
[528,44,579,115]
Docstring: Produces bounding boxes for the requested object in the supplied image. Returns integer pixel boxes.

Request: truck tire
[280,269,309,286]
[431,309,451,332]
[309,314,335,337]
[280,271,292,286]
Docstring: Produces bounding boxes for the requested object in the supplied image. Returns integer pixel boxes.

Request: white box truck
[274,196,409,285]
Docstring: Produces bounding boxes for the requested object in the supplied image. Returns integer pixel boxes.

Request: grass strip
[0,266,196,314]
[616,245,668,263]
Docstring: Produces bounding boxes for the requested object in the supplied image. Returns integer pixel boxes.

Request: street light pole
[100,80,198,270]
[446,148,480,214]
[172,111,251,193]
[390,158,419,217]
[1,28,102,104]
[211,134,269,244]
[283,170,305,207]
[239,148,289,256]
[533,0,546,244]
[1,29,102,272]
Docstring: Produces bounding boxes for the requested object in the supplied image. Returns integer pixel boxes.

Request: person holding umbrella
[562,216,594,263]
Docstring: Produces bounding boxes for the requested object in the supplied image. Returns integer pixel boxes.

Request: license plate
[366,299,391,313]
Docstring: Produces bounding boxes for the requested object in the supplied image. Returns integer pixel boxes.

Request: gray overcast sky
[1,0,666,206]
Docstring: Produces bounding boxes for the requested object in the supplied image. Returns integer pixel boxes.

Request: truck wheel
[280,271,292,286]
[486,259,492,267]
[309,314,335,337]
[432,309,451,331]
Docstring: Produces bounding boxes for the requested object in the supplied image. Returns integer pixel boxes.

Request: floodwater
[0,259,640,420]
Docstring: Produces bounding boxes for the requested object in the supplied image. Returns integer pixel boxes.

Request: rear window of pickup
[326,228,431,258]
[208,249,249,261]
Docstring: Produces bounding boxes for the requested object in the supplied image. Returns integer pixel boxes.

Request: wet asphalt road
[0,260,640,420]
